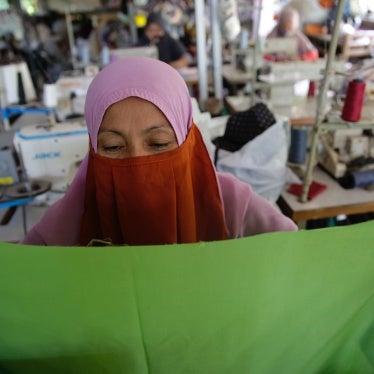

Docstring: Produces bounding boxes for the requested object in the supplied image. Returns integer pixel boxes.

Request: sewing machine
[54,66,98,121]
[0,62,37,106]
[53,47,158,121]
[230,48,347,106]
[317,128,374,178]
[257,58,347,106]
[0,148,19,186]
[13,121,89,192]
[109,46,159,61]
[233,37,298,73]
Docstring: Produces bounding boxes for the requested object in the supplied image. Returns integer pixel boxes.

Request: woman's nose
[126,145,148,158]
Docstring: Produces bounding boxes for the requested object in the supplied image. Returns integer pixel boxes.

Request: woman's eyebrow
[142,124,174,135]
[98,129,122,135]
[98,124,173,136]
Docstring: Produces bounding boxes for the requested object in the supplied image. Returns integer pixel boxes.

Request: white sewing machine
[317,128,374,178]
[13,121,89,192]
[0,62,37,105]
[53,66,98,121]
[258,58,347,106]
[109,46,159,61]
[233,37,298,73]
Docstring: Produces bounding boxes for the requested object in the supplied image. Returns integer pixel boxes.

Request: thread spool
[308,81,316,97]
[288,128,308,164]
[43,83,58,108]
[239,28,249,49]
[101,45,110,65]
[341,79,366,122]
[339,170,374,189]
[81,44,90,64]
[351,170,374,188]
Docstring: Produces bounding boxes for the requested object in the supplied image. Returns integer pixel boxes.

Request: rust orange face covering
[79,124,228,246]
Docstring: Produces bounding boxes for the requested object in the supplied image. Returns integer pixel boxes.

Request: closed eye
[150,142,170,149]
[104,145,124,151]
[101,145,126,155]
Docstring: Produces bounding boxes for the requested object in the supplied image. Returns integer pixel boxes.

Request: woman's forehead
[102,97,170,123]
[85,57,193,147]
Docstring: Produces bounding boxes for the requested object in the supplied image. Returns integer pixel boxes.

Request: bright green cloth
[0,221,373,373]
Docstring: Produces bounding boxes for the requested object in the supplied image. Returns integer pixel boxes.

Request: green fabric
[0,221,373,373]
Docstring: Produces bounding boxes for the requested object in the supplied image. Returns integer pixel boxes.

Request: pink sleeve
[20,155,88,246]
[21,228,47,245]
[241,189,298,236]
[217,172,298,238]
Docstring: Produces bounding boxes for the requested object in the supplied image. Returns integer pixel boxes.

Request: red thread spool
[308,81,316,97]
[341,79,366,122]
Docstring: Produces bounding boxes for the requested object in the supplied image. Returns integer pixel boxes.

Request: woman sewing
[266,7,319,62]
[22,57,297,246]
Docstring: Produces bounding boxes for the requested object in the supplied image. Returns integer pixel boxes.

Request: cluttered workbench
[224,93,374,226]
[209,54,371,226]
[277,166,374,226]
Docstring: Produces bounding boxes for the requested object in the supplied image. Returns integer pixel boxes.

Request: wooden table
[277,167,374,226]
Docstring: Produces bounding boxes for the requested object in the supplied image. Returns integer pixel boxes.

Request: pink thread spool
[341,79,366,122]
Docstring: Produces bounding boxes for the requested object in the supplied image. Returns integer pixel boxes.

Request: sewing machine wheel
[5,180,51,198]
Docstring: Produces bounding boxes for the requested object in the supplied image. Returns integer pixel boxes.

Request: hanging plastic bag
[216,119,289,202]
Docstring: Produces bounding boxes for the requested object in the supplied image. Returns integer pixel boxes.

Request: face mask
[79,124,228,245]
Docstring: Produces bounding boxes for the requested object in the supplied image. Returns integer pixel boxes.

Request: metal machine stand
[301,0,347,203]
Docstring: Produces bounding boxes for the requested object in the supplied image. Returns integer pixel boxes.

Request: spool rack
[300,0,374,203]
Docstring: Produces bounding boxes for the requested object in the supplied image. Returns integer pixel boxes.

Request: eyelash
[150,142,169,149]
[104,145,124,152]
[103,142,170,153]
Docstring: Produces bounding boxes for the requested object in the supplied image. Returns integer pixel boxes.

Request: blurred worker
[137,12,190,69]
[266,7,319,61]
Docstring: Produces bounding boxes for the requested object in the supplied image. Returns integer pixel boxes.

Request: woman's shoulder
[216,172,298,237]
[216,172,253,238]
[217,172,253,198]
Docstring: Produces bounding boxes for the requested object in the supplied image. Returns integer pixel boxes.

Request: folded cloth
[287,181,327,200]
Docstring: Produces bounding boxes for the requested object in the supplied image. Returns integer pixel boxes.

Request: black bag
[212,102,276,165]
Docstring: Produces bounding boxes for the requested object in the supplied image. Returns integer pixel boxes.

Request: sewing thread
[288,128,308,164]
[308,81,316,97]
[341,79,366,122]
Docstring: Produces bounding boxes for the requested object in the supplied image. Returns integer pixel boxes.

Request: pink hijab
[85,57,192,149]
[22,57,296,245]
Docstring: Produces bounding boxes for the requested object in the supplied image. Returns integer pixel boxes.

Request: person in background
[137,12,190,69]
[98,19,132,50]
[266,7,319,62]
[21,57,297,246]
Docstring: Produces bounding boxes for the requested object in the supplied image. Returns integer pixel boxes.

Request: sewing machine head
[13,121,89,192]
[262,37,298,61]
[233,37,299,73]
[318,128,374,178]
[54,70,95,121]
[0,62,36,106]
